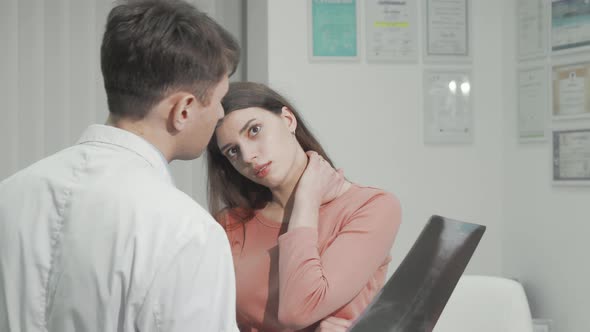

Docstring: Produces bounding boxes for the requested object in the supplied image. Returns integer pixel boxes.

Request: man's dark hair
[101,0,240,119]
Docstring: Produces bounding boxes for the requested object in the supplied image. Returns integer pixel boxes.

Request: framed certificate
[423,0,472,63]
[552,128,590,185]
[517,64,549,142]
[423,68,473,144]
[308,0,360,61]
[516,0,548,60]
[365,0,418,63]
[552,59,590,119]
[552,0,590,54]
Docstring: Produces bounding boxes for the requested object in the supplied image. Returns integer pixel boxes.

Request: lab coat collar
[77,124,174,184]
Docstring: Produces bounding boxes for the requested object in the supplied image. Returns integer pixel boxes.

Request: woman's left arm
[276,193,401,330]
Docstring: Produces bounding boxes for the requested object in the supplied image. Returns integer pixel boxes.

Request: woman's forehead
[219,107,275,127]
[216,108,271,142]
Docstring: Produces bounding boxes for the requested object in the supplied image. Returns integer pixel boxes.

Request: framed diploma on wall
[423,0,472,63]
[516,0,549,61]
[551,59,590,120]
[552,128,590,185]
[308,0,360,62]
[552,0,590,55]
[364,0,418,63]
[517,64,550,142]
[423,68,473,144]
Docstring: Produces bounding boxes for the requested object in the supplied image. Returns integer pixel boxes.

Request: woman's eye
[227,147,238,158]
[249,125,261,136]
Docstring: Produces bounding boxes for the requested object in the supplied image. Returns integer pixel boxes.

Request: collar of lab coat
[77,124,174,185]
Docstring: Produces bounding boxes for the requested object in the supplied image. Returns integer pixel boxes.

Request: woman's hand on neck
[268,146,309,209]
[288,150,350,230]
[260,146,308,223]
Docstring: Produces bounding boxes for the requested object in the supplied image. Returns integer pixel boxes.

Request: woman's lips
[254,162,272,178]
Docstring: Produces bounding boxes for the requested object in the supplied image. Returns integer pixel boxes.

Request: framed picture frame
[517,63,550,142]
[551,128,590,186]
[364,0,418,63]
[423,68,474,144]
[423,0,472,64]
[551,56,590,120]
[516,0,549,61]
[308,0,360,62]
[551,0,590,56]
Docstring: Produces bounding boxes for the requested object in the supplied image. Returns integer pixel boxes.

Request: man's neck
[106,114,172,162]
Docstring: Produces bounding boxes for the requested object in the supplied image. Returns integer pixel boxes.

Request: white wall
[246,0,268,84]
[262,0,504,277]
[501,1,590,331]
[0,0,111,179]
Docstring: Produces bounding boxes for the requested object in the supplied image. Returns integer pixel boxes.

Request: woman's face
[215,106,301,189]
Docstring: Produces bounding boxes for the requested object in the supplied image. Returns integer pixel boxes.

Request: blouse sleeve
[276,192,401,329]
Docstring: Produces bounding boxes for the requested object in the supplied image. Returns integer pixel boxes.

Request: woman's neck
[266,147,308,212]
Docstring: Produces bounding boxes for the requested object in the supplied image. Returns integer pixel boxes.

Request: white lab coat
[0,124,238,332]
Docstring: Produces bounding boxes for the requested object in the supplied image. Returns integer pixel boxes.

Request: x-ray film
[348,215,486,332]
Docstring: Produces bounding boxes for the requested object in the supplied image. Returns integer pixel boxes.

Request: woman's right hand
[296,151,346,207]
[314,316,352,332]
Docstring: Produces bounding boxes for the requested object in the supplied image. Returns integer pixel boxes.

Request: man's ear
[281,106,298,133]
[169,92,197,132]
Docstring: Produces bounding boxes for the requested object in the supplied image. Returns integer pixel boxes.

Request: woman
[207,82,402,332]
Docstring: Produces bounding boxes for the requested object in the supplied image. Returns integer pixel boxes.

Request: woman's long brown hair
[206,82,334,219]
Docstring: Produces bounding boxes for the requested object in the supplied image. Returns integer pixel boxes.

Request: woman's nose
[240,145,257,164]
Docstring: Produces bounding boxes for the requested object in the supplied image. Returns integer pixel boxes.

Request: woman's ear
[281,106,297,134]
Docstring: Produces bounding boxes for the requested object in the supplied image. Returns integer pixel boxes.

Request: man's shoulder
[105,170,211,226]
[120,170,197,205]
[0,146,76,191]
[91,168,224,253]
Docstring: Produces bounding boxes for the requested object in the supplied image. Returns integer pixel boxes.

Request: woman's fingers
[315,316,352,332]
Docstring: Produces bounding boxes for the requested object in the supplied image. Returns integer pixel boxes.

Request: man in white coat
[0,1,240,331]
